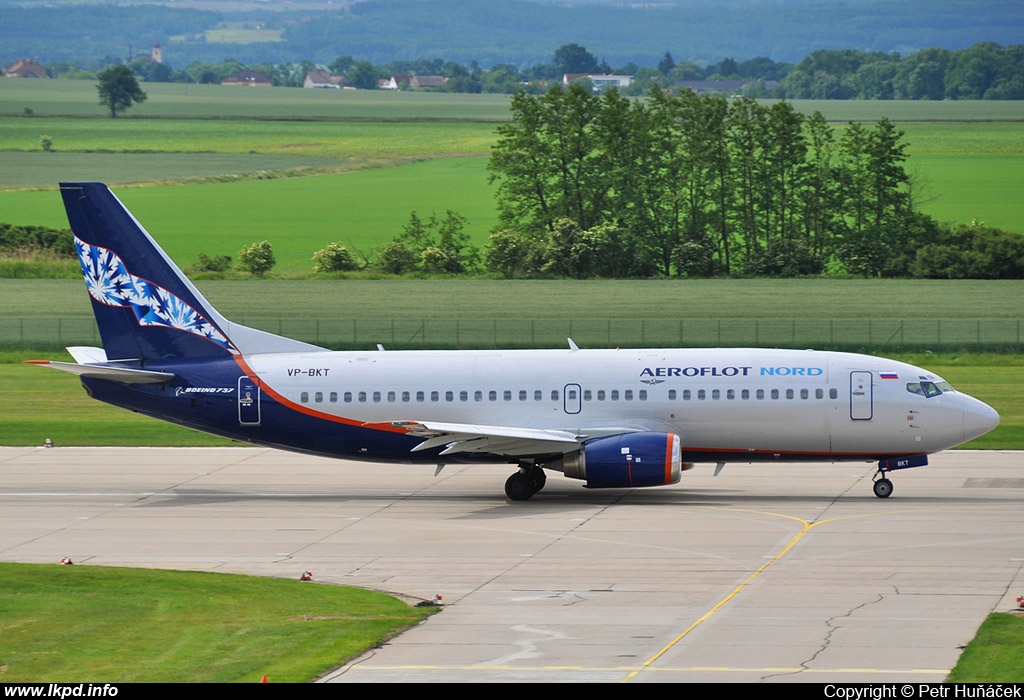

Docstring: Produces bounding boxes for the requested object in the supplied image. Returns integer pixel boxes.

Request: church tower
[152,42,163,64]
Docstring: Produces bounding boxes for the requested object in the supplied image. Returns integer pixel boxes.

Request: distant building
[303,70,349,89]
[563,73,633,90]
[408,75,449,89]
[378,75,449,90]
[4,59,49,78]
[221,70,273,87]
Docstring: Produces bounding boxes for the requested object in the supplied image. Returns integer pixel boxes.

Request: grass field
[0,84,1022,248]
[0,563,435,682]
[0,79,516,120]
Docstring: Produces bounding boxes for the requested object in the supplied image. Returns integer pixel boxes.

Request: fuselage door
[850,371,873,420]
[238,376,261,425]
[563,383,582,415]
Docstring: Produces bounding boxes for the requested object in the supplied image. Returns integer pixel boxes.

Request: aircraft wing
[366,420,641,457]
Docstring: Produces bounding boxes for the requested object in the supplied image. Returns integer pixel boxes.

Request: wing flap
[364,420,644,458]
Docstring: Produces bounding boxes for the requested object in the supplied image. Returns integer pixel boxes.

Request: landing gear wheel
[505,472,535,501]
[873,477,893,499]
[530,467,547,492]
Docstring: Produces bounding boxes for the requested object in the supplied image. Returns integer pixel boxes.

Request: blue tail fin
[61,182,324,361]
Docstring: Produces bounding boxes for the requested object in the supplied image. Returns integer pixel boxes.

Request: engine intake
[555,432,682,489]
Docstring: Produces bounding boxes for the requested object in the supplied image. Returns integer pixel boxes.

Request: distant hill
[1,0,1022,68]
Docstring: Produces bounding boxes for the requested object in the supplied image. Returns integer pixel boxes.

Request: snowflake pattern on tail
[75,234,235,352]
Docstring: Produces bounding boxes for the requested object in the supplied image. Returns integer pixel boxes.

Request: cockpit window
[906,381,946,398]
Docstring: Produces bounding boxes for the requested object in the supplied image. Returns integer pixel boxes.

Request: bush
[237,241,275,277]
[312,242,358,273]
[191,253,232,273]
[376,241,418,275]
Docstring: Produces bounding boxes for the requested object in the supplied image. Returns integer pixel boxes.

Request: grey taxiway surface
[1,446,1022,683]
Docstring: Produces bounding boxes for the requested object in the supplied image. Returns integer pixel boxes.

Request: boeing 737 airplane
[32,182,1000,500]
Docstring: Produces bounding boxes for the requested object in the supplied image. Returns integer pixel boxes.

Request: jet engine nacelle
[557,432,682,489]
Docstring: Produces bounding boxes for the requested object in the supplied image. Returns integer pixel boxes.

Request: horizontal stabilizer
[26,359,175,384]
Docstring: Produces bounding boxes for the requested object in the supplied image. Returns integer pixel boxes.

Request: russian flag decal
[880,372,899,380]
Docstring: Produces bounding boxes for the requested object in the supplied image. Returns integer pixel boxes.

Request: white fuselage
[242,347,997,461]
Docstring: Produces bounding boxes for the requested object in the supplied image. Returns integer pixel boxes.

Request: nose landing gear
[872,474,894,498]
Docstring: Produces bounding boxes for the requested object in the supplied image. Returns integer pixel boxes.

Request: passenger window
[430,391,439,402]
[489,390,497,401]
[402,391,410,402]
[551,390,559,401]
[624,389,633,401]
[727,389,735,400]
[683,389,691,400]
[300,392,309,403]
[534,390,542,401]
[829,388,838,399]
[597,390,606,401]
[314,391,323,403]
[519,390,527,401]
[358,391,367,402]
[639,390,647,400]
[756,389,765,400]
[668,389,677,400]
[372,391,381,402]
[786,389,794,399]
[387,391,396,402]
[503,390,512,401]
[711,389,720,400]
[697,389,705,400]
[330,391,338,403]
[344,391,352,403]
[475,390,483,402]
[815,388,823,399]
[611,390,620,400]
[446,391,454,402]
[800,389,808,399]
[583,389,592,401]
[460,390,468,401]
[741,389,749,400]
[771,389,779,399]
[416,391,424,402]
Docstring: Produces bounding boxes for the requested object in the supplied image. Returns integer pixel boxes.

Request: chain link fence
[4,316,1022,351]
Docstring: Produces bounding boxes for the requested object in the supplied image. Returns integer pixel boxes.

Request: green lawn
[0,563,435,682]
[948,614,1024,682]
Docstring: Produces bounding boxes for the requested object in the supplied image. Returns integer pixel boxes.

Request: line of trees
[32,41,1024,100]
[483,85,1024,279]
[777,43,1024,100]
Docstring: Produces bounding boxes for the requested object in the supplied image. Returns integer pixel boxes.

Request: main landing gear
[505,462,547,501]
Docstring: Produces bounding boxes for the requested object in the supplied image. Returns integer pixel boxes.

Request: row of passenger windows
[297,386,840,404]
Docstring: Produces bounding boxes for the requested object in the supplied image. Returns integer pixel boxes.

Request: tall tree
[552,43,599,75]
[96,65,147,118]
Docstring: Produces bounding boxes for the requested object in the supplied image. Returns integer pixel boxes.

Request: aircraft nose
[962,395,1000,442]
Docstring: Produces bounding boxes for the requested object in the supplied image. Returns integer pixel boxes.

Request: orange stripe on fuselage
[230,354,409,434]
